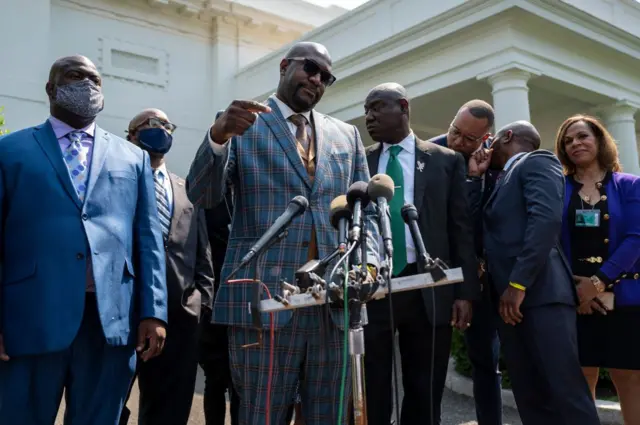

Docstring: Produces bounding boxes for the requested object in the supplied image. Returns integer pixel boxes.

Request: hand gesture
[573,275,600,304]
[468,148,492,177]
[577,299,608,315]
[500,286,525,325]
[210,100,271,144]
[451,300,473,331]
[137,318,167,362]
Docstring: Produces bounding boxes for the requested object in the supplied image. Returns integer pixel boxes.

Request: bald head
[366,82,408,105]
[285,42,332,66]
[497,120,541,150]
[128,108,169,135]
[48,55,99,84]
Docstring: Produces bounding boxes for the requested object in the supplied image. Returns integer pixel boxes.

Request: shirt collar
[155,163,169,180]
[382,132,415,154]
[48,115,96,140]
[271,95,311,123]
[503,152,527,172]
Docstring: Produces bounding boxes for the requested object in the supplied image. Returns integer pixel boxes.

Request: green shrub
[0,107,8,135]
[451,329,614,399]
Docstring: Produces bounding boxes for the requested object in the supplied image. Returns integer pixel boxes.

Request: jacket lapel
[366,142,382,175]
[260,97,312,189]
[33,121,82,210]
[311,110,327,192]
[168,172,191,242]
[413,138,432,211]
[84,126,110,203]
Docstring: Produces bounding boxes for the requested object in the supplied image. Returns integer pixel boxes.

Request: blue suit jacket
[561,172,640,307]
[0,121,168,357]
[187,96,380,330]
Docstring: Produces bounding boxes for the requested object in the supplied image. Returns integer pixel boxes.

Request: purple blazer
[561,172,640,307]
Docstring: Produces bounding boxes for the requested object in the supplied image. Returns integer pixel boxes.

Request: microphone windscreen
[368,174,395,202]
[346,181,370,209]
[401,203,419,223]
[291,195,310,211]
[329,195,350,229]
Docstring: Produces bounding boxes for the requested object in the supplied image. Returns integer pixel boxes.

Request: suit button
[76,253,85,260]
[603,214,610,220]
[301,241,309,247]
[82,213,88,220]
[604,238,609,244]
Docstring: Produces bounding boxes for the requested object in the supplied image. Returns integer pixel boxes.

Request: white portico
[231,0,640,175]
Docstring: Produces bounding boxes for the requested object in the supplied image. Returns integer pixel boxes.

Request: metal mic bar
[260,268,463,313]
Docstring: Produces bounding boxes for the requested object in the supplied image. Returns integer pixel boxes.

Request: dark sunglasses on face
[286,57,336,87]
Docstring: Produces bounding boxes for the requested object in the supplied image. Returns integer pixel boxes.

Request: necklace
[576,171,606,204]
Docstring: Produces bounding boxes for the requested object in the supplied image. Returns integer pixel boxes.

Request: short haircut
[460,100,494,129]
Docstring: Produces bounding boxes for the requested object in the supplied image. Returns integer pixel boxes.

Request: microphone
[401,203,447,281]
[368,174,395,257]
[346,181,370,244]
[235,196,309,271]
[329,195,351,252]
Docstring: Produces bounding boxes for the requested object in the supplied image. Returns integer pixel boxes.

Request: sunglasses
[286,57,336,87]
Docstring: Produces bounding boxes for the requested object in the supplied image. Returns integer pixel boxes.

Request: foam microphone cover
[401,203,419,222]
[368,174,395,202]
[346,181,370,210]
[329,195,351,229]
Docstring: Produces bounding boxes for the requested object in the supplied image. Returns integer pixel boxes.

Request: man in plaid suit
[186,42,380,425]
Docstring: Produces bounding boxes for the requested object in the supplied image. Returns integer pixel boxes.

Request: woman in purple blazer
[555,114,640,424]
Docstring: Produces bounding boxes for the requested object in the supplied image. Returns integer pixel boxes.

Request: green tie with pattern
[386,145,407,276]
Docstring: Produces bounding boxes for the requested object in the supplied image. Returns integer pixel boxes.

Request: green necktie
[385,145,407,276]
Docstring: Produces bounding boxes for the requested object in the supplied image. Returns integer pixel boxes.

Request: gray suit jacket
[366,138,480,326]
[483,150,576,308]
[166,172,215,320]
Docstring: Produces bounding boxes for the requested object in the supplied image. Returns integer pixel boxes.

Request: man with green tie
[363,83,479,425]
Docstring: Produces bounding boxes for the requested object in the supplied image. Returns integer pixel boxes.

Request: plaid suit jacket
[187,96,380,329]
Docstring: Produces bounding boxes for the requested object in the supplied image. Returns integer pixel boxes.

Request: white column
[601,102,640,175]
[486,69,533,131]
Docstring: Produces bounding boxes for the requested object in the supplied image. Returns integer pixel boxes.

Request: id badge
[575,209,600,227]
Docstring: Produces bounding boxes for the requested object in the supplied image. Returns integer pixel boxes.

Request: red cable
[227,279,276,425]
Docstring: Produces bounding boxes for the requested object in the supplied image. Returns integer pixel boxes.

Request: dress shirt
[503,152,527,173]
[377,133,417,264]
[48,115,97,292]
[154,163,174,217]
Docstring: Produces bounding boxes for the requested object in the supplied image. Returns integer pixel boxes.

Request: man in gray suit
[483,121,600,425]
[121,108,215,425]
[363,83,479,425]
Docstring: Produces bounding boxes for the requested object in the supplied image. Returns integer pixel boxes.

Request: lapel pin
[417,161,425,172]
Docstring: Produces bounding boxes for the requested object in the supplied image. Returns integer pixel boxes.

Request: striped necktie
[154,170,171,239]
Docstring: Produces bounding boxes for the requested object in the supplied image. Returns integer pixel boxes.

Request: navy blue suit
[0,121,167,425]
[428,134,502,425]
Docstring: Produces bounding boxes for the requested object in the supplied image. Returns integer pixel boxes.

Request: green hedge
[451,329,617,400]
[0,107,8,135]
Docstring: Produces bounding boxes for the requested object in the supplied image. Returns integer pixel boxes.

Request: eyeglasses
[141,117,177,134]
[286,57,336,87]
[448,125,484,146]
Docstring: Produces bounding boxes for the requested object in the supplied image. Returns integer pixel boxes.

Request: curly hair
[554,114,622,175]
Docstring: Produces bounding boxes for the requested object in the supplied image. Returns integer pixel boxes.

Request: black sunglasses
[286,57,336,87]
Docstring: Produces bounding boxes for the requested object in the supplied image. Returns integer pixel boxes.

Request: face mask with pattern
[54,79,104,118]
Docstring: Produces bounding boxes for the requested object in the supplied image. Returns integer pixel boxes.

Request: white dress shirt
[154,163,174,217]
[377,132,417,264]
[270,95,313,138]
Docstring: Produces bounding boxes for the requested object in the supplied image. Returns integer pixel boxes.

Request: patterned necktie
[289,114,316,180]
[386,145,407,276]
[64,131,90,202]
[154,170,171,240]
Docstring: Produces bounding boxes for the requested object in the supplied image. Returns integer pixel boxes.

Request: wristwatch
[590,275,606,293]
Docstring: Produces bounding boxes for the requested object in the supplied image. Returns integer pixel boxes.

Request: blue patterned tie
[64,131,90,202]
[154,170,171,239]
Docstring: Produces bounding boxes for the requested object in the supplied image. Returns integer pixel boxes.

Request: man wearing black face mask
[187,41,380,424]
[363,83,479,425]
[120,108,215,425]
[0,56,168,425]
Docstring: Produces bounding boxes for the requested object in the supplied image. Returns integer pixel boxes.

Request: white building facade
[2,0,640,176]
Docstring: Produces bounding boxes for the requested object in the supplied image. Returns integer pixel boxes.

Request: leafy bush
[451,329,615,399]
[0,107,8,135]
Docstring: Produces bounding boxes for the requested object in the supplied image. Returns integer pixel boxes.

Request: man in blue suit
[0,55,168,425]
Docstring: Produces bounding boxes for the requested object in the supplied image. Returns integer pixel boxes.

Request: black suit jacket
[366,137,480,326]
[165,172,215,320]
[483,151,576,307]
